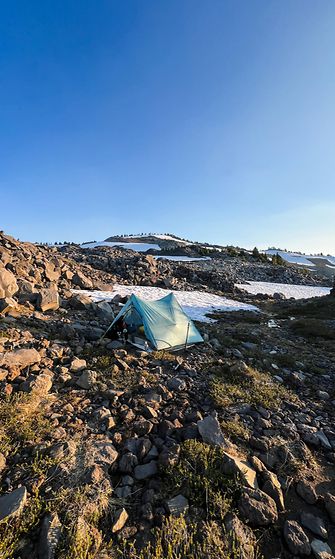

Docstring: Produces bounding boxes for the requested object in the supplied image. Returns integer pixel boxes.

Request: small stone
[38,513,62,559]
[76,370,97,389]
[324,494,335,523]
[166,494,189,517]
[134,461,157,480]
[197,413,229,448]
[301,512,328,539]
[111,508,128,533]
[0,486,27,521]
[296,480,318,505]
[311,539,334,559]
[167,377,186,391]
[70,358,87,372]
[119,453,138,474]
[283,520,311,556]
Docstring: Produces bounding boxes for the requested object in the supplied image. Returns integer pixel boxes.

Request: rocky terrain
[0,230,335,558]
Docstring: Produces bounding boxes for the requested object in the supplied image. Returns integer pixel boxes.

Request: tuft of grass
[0,489,45,559]
[164,440,240,521]
[114,516,230,559]
[0,393,52,455]
[209,365,296,410]
[289,318,335,340]
[221,418,250,442]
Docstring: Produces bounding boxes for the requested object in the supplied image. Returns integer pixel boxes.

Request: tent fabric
[110,292,203,350]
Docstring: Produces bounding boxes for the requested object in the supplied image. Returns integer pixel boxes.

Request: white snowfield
[74,285,259,322]
[236,281,331,299]
[81,241,161,252]
[265,249,335,267]
[154,255,211,262]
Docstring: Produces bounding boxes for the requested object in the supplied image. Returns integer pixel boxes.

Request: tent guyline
[103,292,203,351]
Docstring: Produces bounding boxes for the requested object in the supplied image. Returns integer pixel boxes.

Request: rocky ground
[0,231,335,559]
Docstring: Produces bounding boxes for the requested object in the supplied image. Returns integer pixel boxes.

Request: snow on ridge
[236,281,330,300]
[151,234,192,244]
[264,250,316,266]
[265,249,335,267]
[73,285,259,322]
[81,241,161,252]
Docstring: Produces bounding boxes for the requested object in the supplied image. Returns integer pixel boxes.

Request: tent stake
[184,321,190,350]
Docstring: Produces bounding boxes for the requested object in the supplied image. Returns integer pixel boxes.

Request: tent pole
[184,321,190,350]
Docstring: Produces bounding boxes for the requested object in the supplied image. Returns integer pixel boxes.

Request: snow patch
[154,256,211,262]
[236,281,331,299]
[73,285,259,322]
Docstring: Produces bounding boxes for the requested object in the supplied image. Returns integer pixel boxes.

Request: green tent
[109,292,203,350]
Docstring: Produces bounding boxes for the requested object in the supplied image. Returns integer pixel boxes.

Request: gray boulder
[134,461,158,480]
[76,370,97,389]
[197,413,229,448]
[239,488,278,526]
[301,512,328,539]
[166,494,189,517]
[0,486,27,521]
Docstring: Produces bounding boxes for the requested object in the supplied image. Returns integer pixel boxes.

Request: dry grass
[209,364,296,410]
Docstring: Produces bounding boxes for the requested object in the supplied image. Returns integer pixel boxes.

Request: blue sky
[1,1,335,253]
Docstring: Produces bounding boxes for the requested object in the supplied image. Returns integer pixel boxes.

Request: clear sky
[1,1,335,254]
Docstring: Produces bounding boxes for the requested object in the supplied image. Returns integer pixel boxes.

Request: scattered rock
[311,539,334,559]
[37,286,60,312]
[134,461,158,480]
[38,513,62,559]
[111,508,128,533]
[197,413,229,448]
[0,267,18,298]
[296,480,318,505]
[283,520,311,556]
[301,512,328,539]
[76,370,97,389]
[166,494,189,517]
[238,488,278,526]
[0,486,27,521]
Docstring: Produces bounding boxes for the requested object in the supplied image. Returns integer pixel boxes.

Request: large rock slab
[301,512,328,539]
[0,267,18,298]
[0,486,27,521]
[0,348,41,371]
[224,513,258,559]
